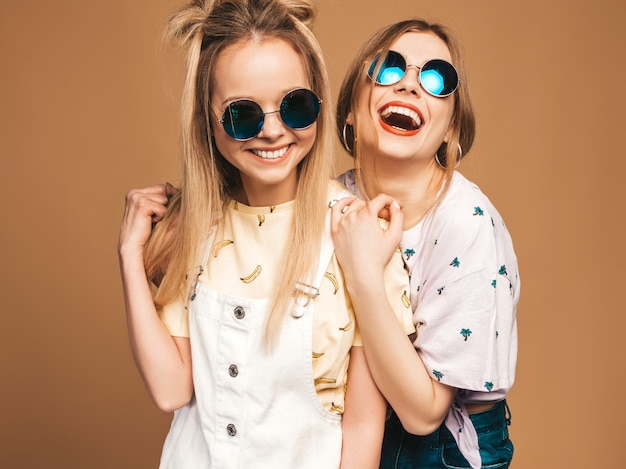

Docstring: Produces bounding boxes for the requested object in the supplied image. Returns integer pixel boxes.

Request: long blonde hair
[336,19,476,198]
[145,0,333,343]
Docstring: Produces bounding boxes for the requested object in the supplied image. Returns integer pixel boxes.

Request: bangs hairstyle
[336,19,476,197]
[145,0,334,344]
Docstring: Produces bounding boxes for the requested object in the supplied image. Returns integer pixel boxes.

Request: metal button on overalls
[233,306,245,319]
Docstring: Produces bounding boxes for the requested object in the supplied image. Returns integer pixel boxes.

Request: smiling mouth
[251,145,289,159]
[380,105,422,132]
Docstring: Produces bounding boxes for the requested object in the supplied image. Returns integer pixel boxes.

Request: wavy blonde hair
[336,19,476,197]
[145,0,333,343]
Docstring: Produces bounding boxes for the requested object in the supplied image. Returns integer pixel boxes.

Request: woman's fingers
[367,194,402,220]
[330,194,401,226]
[330,194,404,275]
[125,189,167,221]
[119,184,175,252]
[164,182,179,198]
[367,194,403,236]
[330,196,358,228]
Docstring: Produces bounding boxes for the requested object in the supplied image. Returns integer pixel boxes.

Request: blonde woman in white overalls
[118,1,413,467]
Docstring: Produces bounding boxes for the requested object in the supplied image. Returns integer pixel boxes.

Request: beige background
[1,0,623,467]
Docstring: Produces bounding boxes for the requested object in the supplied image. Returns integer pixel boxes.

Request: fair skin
[331,32,460,435]
[119,182,193,412]
[119,37,385,467]
[210,38,315,207]
[350,31,455,229]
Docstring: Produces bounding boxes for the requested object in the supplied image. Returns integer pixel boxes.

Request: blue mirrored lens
[368,51,406,85]
[378,66,404,85]
[420,69,445,95]
[222,100,263,140]
[280,89,320,129]
[420,60,459,97]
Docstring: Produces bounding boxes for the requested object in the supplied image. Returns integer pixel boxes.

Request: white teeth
[252,146,289,159]
[381,105,421,127]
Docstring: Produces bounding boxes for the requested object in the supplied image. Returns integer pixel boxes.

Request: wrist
[118,242,146,263]
[343,269,386,299]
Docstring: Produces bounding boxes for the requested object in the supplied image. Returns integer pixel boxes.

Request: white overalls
[160,215,342,469]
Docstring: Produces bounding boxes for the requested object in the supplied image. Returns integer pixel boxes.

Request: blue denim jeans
[380,400,513,469]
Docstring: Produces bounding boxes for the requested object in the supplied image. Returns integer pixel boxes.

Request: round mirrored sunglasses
[219,88,321,141]
[368,50,459,97]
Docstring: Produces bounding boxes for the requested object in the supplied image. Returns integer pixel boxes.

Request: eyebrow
[220,95,248,107]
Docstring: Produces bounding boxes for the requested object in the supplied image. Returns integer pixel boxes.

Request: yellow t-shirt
[158,183,414,414]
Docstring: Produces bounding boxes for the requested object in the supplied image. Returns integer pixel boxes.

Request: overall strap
[292,190,352,318]
[189,231,215,302]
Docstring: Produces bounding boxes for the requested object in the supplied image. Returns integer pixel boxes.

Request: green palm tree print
[460,328,472,341]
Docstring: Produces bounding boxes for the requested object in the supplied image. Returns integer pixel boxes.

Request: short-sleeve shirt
[339,170,519,404]
[158,181,414,413]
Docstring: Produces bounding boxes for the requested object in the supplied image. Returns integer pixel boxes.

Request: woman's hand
[330,194,404,283]
[118,183,178,256]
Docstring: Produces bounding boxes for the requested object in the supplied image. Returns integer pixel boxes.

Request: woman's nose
[394,66,422,96]
[257,110,285,139]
